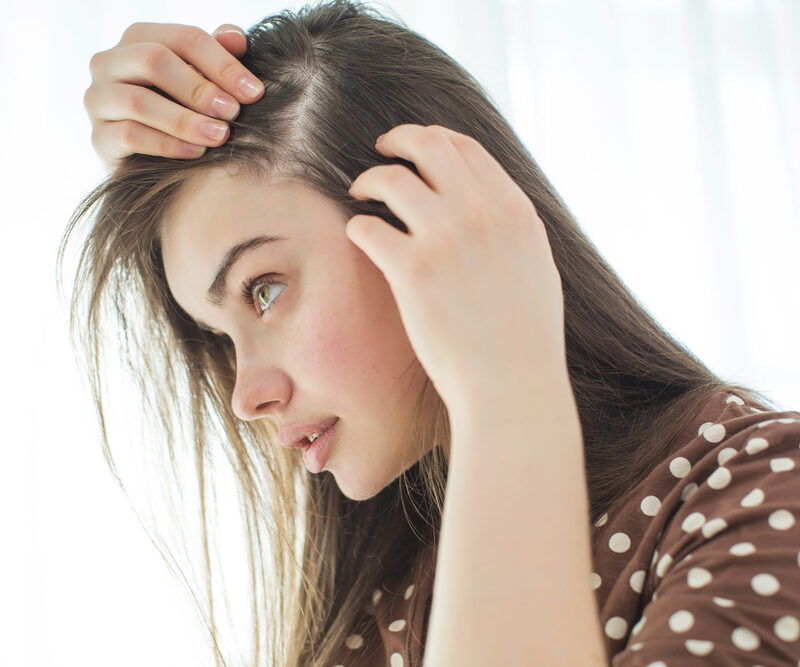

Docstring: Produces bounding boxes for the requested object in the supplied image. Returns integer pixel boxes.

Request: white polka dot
[770,457,795,472]
[372,589,383,606]
[769,509,796,530]
[757,419,779,429]
[750,406,765,413]
[775,615,800,642]
[718,447,738,465]
[390,652,404,667]
[680,482,699,501]
[687,566,712,588]
[650,549,659,568]
[656,553,673,578]
[404,584,415,600]
[388,619,407,632]
[670,456,692,478]
[730,542,756,556]
[630,570,646,593]
[732,626,761,651]
[682,512,706,532]
[345,633,365,649]
[685,638,715,656]
[741,488,765,507]
[669,609,695,633]
[640,495,661,516]
[745,437,770,454]
[629,642,644,651]
[591,572,602,590]
[713,596,735,607]
[702,423,727,443]
[605,616,628,640]
[594,512,608,527]
[778,417,800,424]
[726,394,745,405]
[678,553,693,566]
[698,421,713,435]
[707,466,732,489]
[631,615,646,635]
[609,532,631,553]
[645,662,666,667]
[751,573,780,596]
[702,517,728,538]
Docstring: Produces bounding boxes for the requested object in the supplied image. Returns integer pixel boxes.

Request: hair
[57,1,781,665]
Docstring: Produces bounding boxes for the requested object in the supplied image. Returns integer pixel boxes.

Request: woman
[64,1,800,665]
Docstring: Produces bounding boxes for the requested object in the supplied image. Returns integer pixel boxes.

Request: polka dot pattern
[590,391,800,666]
[333,392,800,666]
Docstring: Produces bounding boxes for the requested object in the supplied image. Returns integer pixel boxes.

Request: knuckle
[219,58,244,86]
[125,89,146,116]
[158,134,176,155]
[178,25,206,50]
[174,110,195,137]
[121,22,141,41]
[186,79,210,109]
[117,120,138,151]
[88,50,105,77]
[139,43,168,78]
[420,125,450,150]
[82,86,94,112]
[383,164,411,186]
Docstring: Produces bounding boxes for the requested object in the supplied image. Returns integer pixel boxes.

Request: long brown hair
[57,1,780,664]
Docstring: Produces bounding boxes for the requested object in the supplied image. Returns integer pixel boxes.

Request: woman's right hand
[84,22,265,172]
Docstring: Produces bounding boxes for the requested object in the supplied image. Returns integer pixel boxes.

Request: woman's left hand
[346,124,567,418]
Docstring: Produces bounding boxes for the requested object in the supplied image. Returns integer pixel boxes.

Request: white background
[1,0,798,665]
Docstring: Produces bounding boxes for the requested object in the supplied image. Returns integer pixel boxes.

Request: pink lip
[277,417,338,448]
[302,418,338,473]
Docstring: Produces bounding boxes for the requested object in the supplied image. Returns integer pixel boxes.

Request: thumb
[212,24,247,57]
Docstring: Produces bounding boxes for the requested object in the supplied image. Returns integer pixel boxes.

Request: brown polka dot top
[333,391,800,665]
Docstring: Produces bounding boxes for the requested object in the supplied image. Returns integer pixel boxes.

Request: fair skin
[160,165,431,501]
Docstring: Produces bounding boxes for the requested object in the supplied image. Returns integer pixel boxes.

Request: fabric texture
[332,390,800,665]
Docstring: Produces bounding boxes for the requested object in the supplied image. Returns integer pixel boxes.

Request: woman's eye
[241,276,287,316]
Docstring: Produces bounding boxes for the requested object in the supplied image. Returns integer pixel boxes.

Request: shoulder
[591,390,800,664]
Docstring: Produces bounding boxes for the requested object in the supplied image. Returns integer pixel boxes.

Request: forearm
[424,373,607,666]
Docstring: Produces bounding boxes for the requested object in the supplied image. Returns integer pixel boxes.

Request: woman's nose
[230,359,291,422]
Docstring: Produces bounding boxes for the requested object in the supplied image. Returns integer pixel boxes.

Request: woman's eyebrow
[206,234,289,307]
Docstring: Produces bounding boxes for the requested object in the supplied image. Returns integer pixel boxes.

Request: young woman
[65,1,800,665]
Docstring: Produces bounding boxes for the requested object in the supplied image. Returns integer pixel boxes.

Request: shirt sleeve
[611,417,800,666]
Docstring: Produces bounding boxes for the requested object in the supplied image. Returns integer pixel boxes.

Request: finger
[93,41,245,123]
[88,80,231,148]
[115,22,264,104]
[93,119,207,165]
[426,124,526,201]
[370,124,469,195]
[345,214,412,285]
[212,24,247,57]
[348,164,440,237]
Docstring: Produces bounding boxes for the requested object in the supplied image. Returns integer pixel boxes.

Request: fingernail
[239,76,264,98]
[212,96,239,120]
[202,121,228,141]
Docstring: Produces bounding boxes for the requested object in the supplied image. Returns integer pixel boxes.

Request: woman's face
[160,165,429,501]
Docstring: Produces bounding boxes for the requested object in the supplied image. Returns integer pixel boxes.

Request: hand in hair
[83,22,265,173]
[347,124,568,423]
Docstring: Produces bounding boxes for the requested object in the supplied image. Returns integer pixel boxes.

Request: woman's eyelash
[240,274,286,316]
